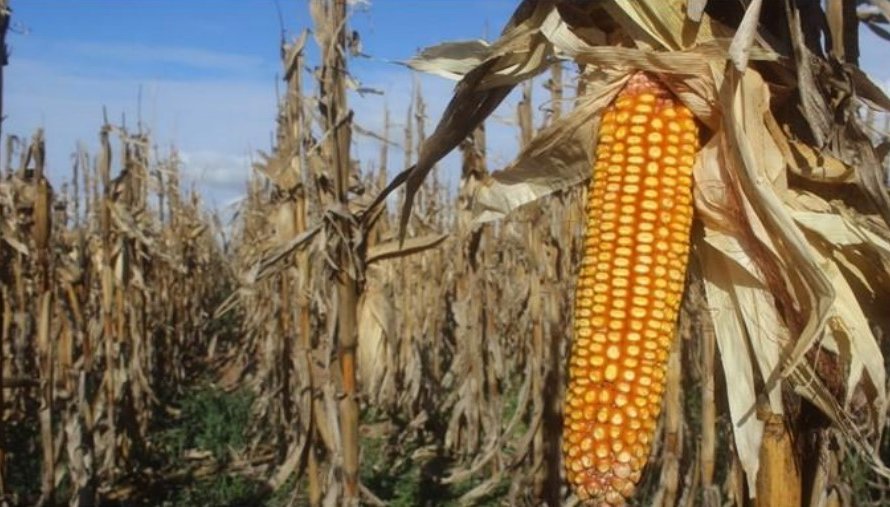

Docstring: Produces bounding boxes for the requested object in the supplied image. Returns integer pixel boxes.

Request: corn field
[3,1,890,506]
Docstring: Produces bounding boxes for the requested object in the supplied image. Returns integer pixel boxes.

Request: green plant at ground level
[156,386,252,463]
[162,474,266,507]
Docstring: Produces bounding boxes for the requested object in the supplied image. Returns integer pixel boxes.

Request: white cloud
[179,150,253,190]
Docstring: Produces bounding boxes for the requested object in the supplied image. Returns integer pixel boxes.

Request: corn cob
[564,72,698,505]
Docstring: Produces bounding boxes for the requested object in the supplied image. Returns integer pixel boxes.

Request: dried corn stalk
[0,122,227,505]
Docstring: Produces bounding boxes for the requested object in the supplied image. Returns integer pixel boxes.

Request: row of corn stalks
[0,122,228,505]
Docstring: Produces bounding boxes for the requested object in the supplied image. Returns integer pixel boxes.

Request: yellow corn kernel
[564,72,698,505]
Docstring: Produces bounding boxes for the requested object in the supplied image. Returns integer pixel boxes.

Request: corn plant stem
[36,291,53,506]
[530,274,546,499]
[32,134,55,506]
[279,275,295,443]
[300,298,321,506]
[288,41,322,505]
[754,412,801,506]
[291,38,322,506]
[540,63,567,506]
[99,125,117,478]
[700,281,716,494]
[316,0,360,500]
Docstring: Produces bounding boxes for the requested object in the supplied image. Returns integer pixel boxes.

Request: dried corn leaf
[719,69,890,475]
[475,1,555,90]
[786,2,832,147]
[471,70,628,223]
[821,253,885,417]
[365,233,447,264]
[607,0,732,50]
[0,227,28,254]
[538,6,605,57]
[723,244,786,414]
[406,40,492,81]
[728,0,763,71]
[700,241,763,497]
[789,208,888,418]
[251,224,322,282]
[687,0,707,22]
[722,68,835,383]
[606,0,687,50]
[253,149,301,192]
[850,65,890,110]
[791,211,890,295]
[272,201,298,242]
[392,0,556,240]
[792,211,879,247]
[783,136,855,184]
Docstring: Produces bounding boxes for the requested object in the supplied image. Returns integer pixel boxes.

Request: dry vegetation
[2,1,890,506]
[0,122,230,506]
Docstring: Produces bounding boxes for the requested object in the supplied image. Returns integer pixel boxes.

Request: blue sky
[6,2,890,211]
[5,1,522,210]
